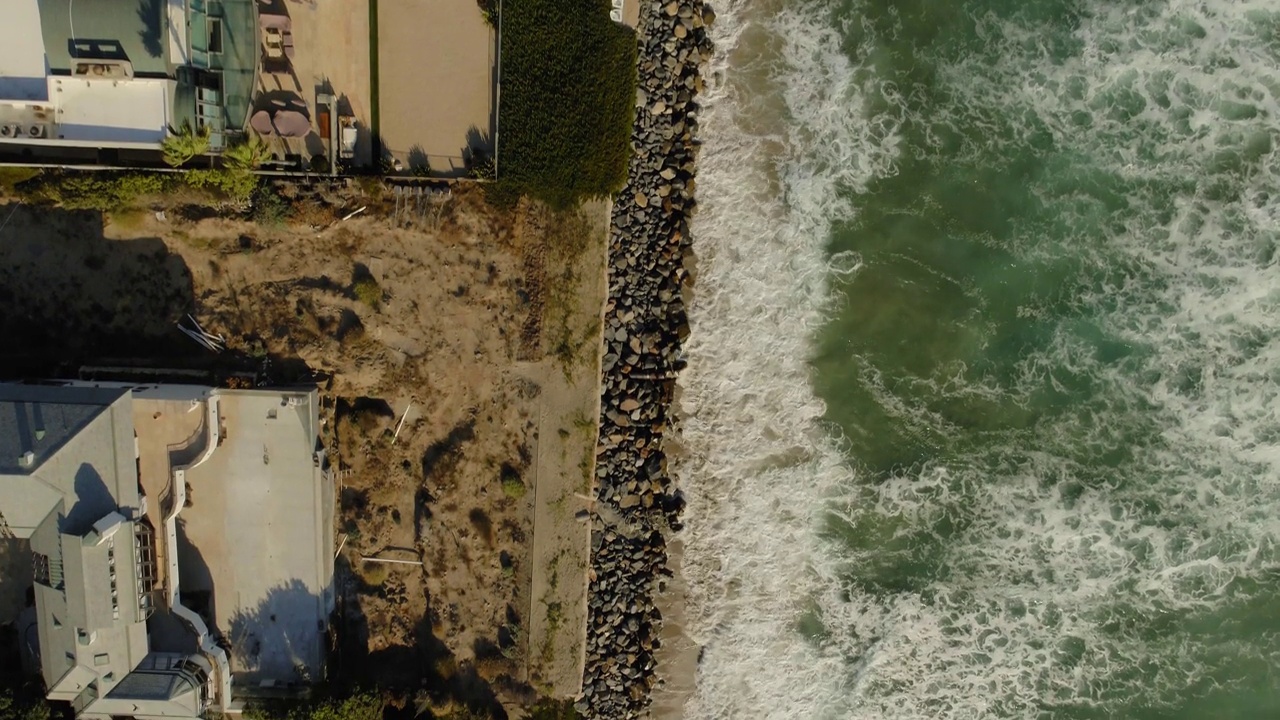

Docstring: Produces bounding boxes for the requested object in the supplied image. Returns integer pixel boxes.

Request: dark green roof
[38,0,169,76]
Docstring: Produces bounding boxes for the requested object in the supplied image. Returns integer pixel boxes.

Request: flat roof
[177,390,333,686]
[51,77,172,144]
[0,0,48,101]
[38,0,169,76]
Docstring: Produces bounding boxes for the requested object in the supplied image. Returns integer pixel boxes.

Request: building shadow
[173,517,225,650]
[0,206,197,377]
[0,203,322,386]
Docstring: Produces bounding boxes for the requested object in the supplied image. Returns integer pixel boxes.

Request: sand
[377,0,496,176]
[649,536,699,719]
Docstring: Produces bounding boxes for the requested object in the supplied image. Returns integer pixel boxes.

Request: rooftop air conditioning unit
[0,125,16,138]
[27,124,46,138]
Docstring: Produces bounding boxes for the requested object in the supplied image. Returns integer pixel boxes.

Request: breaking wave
[675,0,1280,718]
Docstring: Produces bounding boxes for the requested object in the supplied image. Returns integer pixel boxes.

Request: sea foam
[675,0,1280,718]
[672,0,903,717]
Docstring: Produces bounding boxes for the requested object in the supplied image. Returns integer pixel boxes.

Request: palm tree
[224,135,270,170]
[162,123,211,167]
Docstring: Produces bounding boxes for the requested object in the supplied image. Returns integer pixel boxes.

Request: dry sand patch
[377,0,495,176]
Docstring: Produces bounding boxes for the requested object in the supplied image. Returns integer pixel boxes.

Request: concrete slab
[377,0,495,176]
[177,391,332,688]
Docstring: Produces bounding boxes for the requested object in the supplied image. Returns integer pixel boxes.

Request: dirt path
[512,199,608,697]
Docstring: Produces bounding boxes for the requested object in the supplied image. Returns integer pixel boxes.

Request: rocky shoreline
[580,1,714,718]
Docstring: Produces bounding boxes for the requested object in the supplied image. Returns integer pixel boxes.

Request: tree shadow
[63,463,115,535]
[227,578,327,690]
[0,206,196,376]
[333,559,508,719]
[137,0,165,58]
[420,421,476,481]
[465,126,493,160]
[406,146,430,176]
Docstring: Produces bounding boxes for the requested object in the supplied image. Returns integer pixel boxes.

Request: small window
[32,553,50,585]
[208,18,224,54]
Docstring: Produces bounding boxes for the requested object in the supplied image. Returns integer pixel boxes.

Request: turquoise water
[813,0,1280,717]
[674,0,1280,718]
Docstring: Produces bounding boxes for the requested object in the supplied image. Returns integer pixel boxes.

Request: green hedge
[19,169,261,210]
[28,172,172,211]
[498,0,637,208]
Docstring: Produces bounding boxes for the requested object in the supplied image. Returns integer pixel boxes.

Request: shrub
[502,475,527,500]
[528,700,582,720]
[224,135,271,170]
[163,123,212,167]
[0,167,40,195]
[476,0,498,26]
[251,184,289,225]
[498,0,637,207]
[31,171,170,211]
[248,691,384,720]
[469,151,495,181]
[185,169,258,203]
[354,277,381,308]
[0,688,50,720]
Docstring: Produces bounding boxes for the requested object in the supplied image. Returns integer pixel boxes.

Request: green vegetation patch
[498,0,637,208]
[246,690,383,720]
[25,171,172,211]
[0,686,50,720]
[0,167,41,196]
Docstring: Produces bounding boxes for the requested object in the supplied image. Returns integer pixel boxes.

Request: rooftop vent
[18,451,34,467]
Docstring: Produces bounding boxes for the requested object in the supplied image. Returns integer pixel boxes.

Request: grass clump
[357,560,390,586]
[502,476,526,500]
[354,277,382,308]
[501,464,527,500]
[498,0,637,208]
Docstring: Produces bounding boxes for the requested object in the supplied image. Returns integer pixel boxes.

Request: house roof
[0,384,133,538]
[37,0,170,76]
[0,0,49,101]
[0,383,148,701]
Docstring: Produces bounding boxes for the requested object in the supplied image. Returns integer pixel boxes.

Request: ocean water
[674,0,1280,718]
